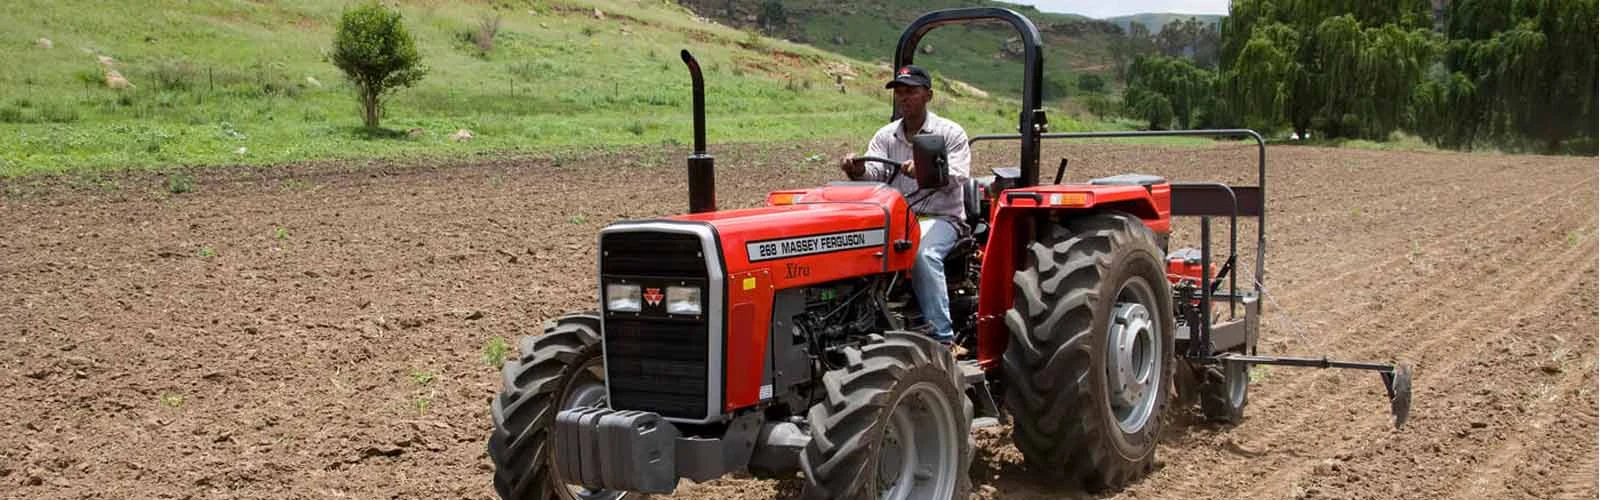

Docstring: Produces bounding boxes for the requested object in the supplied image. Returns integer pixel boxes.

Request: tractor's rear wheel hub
[1107,282,1162,434]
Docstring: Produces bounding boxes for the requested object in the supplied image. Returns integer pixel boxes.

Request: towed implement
[487,7,1412,500]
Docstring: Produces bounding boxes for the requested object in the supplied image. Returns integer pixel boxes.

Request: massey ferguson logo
[899,67,911,76]
[643,287,663,307]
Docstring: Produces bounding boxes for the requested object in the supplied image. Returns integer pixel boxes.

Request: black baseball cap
[885,65,932,89]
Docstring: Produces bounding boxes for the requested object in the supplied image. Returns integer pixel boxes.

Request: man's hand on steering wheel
[840,154,918,185]
[837,154,867,178]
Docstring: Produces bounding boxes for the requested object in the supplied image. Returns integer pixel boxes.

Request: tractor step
[1214,353,1413,429]
[959,360,1004,426]
[959,359,985,384]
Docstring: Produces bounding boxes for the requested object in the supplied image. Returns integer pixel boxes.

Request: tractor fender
[972,185,1172,370]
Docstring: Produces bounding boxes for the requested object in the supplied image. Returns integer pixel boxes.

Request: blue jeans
[913,217,959,342]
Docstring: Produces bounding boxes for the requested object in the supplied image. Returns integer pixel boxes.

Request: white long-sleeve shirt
[852,111,972,219]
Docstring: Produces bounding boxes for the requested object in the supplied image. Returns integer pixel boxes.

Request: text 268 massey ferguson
[487,8,1412,500]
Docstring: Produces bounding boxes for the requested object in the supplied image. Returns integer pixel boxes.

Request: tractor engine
[765,278,894,413]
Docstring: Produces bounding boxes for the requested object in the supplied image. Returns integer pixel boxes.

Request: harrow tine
[1381,363,1413,429]
[1214,353,1415,429]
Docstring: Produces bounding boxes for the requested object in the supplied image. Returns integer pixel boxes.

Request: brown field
[2,141,1595,500]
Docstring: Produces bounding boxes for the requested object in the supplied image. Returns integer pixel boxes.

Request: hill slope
[0,0,1043,176]
[1105,13,1225,34]
[676,0,1125,102]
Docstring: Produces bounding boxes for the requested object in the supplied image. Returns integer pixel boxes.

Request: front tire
[488,313,627,500]
[1001,212,1176,491]
[800,332,973,500]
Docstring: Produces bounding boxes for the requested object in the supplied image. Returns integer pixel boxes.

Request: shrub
[474,12,501,52]
[153,59,197,90]
[331,2,427,129]
[1077,74,1106,93]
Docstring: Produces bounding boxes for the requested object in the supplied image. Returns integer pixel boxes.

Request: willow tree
[1220,0,1438,139]
[1421,0,1598,153]
[1124,55,1216,130]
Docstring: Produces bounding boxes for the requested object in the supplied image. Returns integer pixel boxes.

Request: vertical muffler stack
[681,50,716,214]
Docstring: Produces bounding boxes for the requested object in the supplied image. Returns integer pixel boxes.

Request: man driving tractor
[838,64,973,352]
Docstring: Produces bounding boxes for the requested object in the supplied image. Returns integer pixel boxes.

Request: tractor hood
[668,182,918,286]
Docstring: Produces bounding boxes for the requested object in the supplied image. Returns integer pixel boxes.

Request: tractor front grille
[603,318,710,419]
[601,231,707,277]
[599,228,719,422]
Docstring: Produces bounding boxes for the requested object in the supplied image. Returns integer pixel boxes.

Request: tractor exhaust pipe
[681,50,716,214]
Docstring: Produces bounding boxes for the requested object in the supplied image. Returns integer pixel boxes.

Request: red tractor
[488,8,1411,500]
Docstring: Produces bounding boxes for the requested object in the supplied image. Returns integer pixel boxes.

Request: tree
[1124,55,1215,129]
[1222,23,1306,134]
[1219,0,1438,140]
[331,2,427,129]
[758,0,787,33]
[1155,17,1222,68]
[1124,87,1175,130]
[1422,0,1598,153]
[1110,23,1157,82]
[1077,74,1106,93]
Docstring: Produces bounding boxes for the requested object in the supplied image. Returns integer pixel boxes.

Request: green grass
[159,392,186,407]
[408,369,436,386]
[481,336,511,370]
[0,0,1160,177]
[1334,133,1444,152]
[1284,131,1479,154]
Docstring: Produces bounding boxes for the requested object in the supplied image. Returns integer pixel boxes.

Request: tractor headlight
[665,286,702,316]
[606,283,642,312]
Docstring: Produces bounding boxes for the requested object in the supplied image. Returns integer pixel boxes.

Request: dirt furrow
[1230,229,1598,498]
[1547,450,1600,500]
[1263,176,1592,307]
[1441,354,1597,500]
[1303,256,1597,500]
[1234,179,1594,414]
[1123,189,1594,499]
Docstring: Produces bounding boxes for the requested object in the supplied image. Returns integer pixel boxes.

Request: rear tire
[488,313,628,500]
[1001,212,1176,491]
[800,332,973,500]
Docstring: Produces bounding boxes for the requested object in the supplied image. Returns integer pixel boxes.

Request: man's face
[893,85,931,118]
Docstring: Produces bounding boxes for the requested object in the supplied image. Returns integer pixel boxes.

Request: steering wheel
[849,155,907,186]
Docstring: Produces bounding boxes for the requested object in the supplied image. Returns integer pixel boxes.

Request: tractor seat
[975,167,1020,199]
[973,175,995,195]
[963,177,981,224]
[1089,173,1167,186]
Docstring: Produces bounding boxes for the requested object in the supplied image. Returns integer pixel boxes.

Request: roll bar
[894,8,1046,189]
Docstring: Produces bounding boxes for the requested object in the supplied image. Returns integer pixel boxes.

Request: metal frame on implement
[969,128,1413,428]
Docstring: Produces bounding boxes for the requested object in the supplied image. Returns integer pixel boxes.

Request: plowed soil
[3,141,1595,500]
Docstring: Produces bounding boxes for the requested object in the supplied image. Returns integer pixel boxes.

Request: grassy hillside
[1104,13,1225,34]
[677,0,1124,103]
[1,0,1097,176]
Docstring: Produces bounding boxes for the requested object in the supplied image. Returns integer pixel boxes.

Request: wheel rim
[1106,277,1163,434]
[557,359,625,500]
[876,381,959,500]
[1226,359,1247,409]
